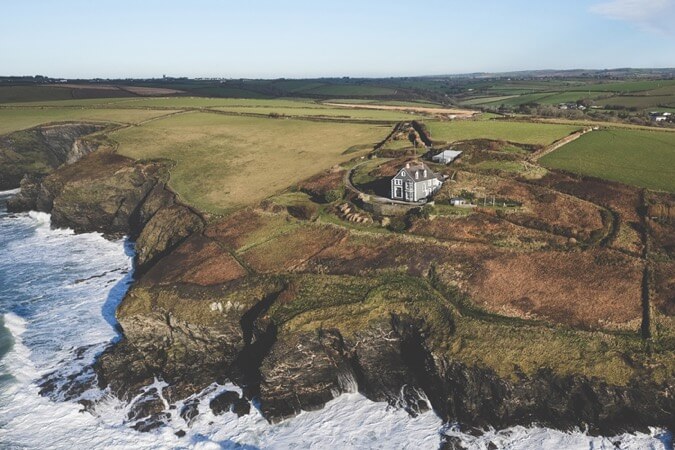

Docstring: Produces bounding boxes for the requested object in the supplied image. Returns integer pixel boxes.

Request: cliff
[0,123,107,190]
[6,137,673,437]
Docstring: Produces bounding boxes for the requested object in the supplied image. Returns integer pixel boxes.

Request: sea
[0,189,670,450]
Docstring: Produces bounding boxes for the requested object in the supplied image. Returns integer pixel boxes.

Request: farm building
[390,161,442,202]
[449,197,467,206]
[650,112,672,122]
[432,149,462,165]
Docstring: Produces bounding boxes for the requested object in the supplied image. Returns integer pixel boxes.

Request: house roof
[432,150,462,161]
[396,162,438,182]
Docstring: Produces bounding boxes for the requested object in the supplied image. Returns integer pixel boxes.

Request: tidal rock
[210,391,240,415]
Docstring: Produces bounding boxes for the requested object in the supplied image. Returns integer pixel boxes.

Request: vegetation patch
[111,112,391,213]
[426,120,580,146]
[467,249,644,330]
[540,129,675,192]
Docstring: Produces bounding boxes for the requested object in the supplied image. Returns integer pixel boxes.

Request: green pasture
[540,129,675,192]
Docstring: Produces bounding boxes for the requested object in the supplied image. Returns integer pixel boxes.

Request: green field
[211,106,424,121]
[297,84,397,96]
[603,95,675,109]
[540,129,675,192]
[427,120,580,146]
[111,112,390,213]
[7,97,324,109]
[0,107,179,134]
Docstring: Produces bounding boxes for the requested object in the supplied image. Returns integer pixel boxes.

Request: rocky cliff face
[0,123,106,190]
[7,150,204,274]
[9,147,673,437]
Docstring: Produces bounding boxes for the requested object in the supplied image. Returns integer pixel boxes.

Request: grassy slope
[541,129,675,192]
[427,120,580,146]
[112,112,390,214]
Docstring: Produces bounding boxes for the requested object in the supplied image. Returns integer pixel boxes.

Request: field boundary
[528,126,593,162]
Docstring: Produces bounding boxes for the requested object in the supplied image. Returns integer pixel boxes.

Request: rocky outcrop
[7,150,204,273]
[0,123,106,190]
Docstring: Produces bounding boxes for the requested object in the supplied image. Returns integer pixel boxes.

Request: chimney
[406,162,410,169]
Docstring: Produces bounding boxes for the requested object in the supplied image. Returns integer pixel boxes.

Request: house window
[394,186,402,198]
[394,179,402,186]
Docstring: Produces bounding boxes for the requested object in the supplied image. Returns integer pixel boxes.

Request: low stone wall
[360,199,432,217]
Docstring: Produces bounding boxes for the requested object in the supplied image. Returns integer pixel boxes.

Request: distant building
[650,111,672,122]
[432,149,463,165]
[390,161,442,202]
[449,197,467,206]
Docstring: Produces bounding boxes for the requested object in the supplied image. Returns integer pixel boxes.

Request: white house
[390,161,442,202]
[432,149,462,165]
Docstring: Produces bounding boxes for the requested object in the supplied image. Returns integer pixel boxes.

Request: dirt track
[324,102,476,117]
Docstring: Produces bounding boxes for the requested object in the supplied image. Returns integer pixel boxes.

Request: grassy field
[7,97,325,109]
[296,84,397,96]
[211,106,424,121]
[427,120,580,146]
[540,129,675,192]
[603,95,675,109]
[111,112,390,213]
[0,107,179,134]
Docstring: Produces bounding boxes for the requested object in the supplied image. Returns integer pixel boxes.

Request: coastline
[0,131,672,442]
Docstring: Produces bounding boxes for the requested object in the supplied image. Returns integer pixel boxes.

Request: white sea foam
[0,209,671,449]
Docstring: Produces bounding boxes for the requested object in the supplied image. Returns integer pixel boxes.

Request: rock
[175,430,186,438]
[127,388,165,422]
[134,204,204,273]
[179,399,200,426]
[210,391,240,415]
[232,398,251,417]
[440,436,467,450]
[131,412,170,432]
[0,123,105,190]
[6,174,42,212]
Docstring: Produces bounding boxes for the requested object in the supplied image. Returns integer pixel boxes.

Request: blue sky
[2,0,674,78]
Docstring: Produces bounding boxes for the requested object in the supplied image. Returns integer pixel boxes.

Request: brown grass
[410,213,566,248]
[468,249,644,329]
[141,234,247,286]
[240,224,346,273]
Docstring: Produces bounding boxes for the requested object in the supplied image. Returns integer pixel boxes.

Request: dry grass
[141,234,247,286]
[111,112,391,214]
[468,249,644,329]
[240,224,346,273]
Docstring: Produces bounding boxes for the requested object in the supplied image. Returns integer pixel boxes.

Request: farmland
[0,107,180,135]
[111,112,390,213]
[540,129,675,192]
[426,120,580,146]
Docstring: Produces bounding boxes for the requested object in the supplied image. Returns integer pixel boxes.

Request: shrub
[324,187,344,203]
[387,217,407,232]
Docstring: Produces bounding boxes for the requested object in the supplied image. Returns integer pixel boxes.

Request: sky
[1,0,675,79]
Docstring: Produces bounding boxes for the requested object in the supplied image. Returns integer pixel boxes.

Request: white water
[0,195,671,449]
